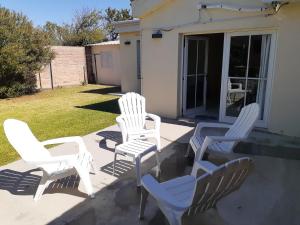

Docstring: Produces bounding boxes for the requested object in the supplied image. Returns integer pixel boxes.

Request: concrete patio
[0,120,300,225]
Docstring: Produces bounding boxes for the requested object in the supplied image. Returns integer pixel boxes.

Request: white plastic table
[113,140,160,186]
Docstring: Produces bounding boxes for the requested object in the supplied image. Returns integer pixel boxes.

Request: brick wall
[36,46,87,89]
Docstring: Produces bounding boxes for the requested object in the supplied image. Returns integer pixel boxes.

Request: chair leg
[184,144,192,158]
[155,151,161,178]
[165,212,184,225]
[34,172,51,201]
[135,157,141,187]
[139,187,149,220]
[78,169,94,198]
[90,162,97,175]
[113,152,117,176]
[156,134,161,151]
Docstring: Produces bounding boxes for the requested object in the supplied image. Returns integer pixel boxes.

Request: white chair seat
[161,175,195,206]
[189,135,231,153]
[41,161,74,175]
[115,140,157,158]
[128,129,156,136]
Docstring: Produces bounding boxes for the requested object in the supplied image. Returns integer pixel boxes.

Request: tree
[0,7,54,98]
[43,8,105,46]
[43,7,133,46]
[103,7,133,40]
[42,21,66,46]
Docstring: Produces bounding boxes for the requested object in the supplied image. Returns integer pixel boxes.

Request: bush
[0,7,54,98]
[0,82,37,98]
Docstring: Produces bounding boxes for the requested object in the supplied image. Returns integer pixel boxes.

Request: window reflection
[226,34,271,120]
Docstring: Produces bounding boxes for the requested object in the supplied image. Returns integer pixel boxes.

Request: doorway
[183,33,224,119]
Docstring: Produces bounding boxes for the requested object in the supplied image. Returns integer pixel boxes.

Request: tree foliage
[43,8,105,46]
[42,21,65,46]
[43,7,133,46]
[0,7,53,98]
[103,7,132,40]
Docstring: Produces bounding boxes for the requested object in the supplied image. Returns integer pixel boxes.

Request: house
[87,40,122,86]
[115,19,141,93]
[116,0,300,138]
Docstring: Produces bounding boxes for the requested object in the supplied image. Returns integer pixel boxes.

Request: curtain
[257,34,271,119]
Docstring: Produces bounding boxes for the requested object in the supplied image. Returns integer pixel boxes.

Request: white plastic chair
[3,119,95,201]
[186,103,260,161]
[116,92,161,150]
[227,79,244,104]
[139,157,253,225]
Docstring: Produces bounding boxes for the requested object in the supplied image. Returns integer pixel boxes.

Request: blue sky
[0,0,131,26]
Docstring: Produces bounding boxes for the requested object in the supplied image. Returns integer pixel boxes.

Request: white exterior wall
[91,44,121,86]
[119,32,141,93]
[135,0,300,137]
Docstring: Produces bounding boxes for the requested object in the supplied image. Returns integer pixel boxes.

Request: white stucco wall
[119,32,141,93]
[136,0,300,137]
[91,44,121,86]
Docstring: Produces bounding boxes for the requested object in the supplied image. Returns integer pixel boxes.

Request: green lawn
[0,84,120,166]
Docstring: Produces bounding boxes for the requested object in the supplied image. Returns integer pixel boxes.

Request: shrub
[0,7,54,98]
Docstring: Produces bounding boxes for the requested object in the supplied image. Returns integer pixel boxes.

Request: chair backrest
[3,119,51,163]
[118,92,147,130]
[189,157,252,215]
[228,79,232,90]
[224,103,260,150]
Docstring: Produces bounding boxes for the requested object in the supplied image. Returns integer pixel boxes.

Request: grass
[0,84,121,166]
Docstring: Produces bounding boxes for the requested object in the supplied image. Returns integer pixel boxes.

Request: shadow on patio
[96,130,122,152]
[0,169,88,198]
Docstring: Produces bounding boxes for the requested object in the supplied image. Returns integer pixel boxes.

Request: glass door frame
[183,36,209,117]
[219,30,277,128]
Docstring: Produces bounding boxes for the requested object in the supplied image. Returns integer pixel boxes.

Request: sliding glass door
[220,32,276,127]
[183,36,209,116]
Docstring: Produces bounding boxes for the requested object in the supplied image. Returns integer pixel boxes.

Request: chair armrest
[194,135,244,161]
[231,83,243,89]
[194,122,232,135]
[116,115,127,143]
[207,136,245,143]
[116,115,126,128]
[27,155,75,166]
[146,113,161,130]
[142,175,190,210]
[191,160,218,177]
[41,136,87,154]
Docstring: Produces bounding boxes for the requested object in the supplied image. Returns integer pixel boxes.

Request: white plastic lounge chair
[227,79,244,104]
[139,157,253,225]
[116,92,161,150]
[3,119,95,201]
[186,103,260,161]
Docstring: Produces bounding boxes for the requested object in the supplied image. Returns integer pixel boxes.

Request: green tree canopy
[103,7,133,40]
[42,21,66,46]
[43,7,133,46]
[0,7,53,98]
[43,8,105,46]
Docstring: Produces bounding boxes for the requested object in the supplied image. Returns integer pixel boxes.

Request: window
[225,33,273,123]
[100,52,113,68]
[136,40,141,79]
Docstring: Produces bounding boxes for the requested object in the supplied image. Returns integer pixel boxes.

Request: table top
[115,140,157,157]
